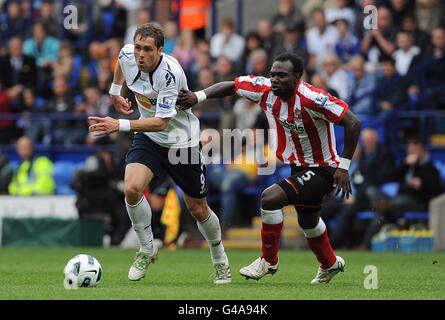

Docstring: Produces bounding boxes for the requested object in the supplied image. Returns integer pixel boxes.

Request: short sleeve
[298,83,349,124]
[234,75,271,103]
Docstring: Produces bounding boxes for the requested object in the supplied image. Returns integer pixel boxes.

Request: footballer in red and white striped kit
[178,53,361,284]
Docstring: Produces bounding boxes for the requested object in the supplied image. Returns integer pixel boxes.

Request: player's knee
[261,189,280,210]
[186,200,208,221]
[124,184,143,204]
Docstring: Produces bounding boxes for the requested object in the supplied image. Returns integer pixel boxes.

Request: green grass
[0,247,444,300]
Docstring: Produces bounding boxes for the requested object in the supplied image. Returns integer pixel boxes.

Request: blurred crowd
[0,0,444,146]
[0,0,444,247]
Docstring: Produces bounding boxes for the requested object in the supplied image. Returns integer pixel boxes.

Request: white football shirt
[118,44,200,148]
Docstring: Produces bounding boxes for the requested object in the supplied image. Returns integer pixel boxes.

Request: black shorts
[277,166,336,213]
[126,133,207,198]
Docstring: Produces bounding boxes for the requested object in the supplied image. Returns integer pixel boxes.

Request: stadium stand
[0,0,444,249]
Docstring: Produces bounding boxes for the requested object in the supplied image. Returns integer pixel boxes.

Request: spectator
[306,8,339,70]
[71,149,130,246]
[163,20,178,55]
[8,136,55,196]
[328,128,395,249]
[310,73,340,98]
[325,0,356,29]
[0,0,29,45]
[240,32,263,74]
[193,67,219,118]
[210,18,245,63]
[256,19,281,66]
[207,131,276,228]
[334,18,360,64]
[375,57,408,118]
[23,21,60,68]
[401,14,430,53]
[173,29,197,73]
[361,6,398,67]
[37,0,60,37]
[17,88,49,144]
[365,138,442,247]
[214,56,238,130]
[124,7,150,44]
[0,37,37,90]
[387,0,415,28]
[271,0,305,33]
[51,42,75,81]
[47,76,85,145]
[247,49,269,77]
[178,0,211,40]
[346,55,377,116]
[0,149,13,195]
[415,0,443,34]
[233,98,263,131]
[272,20,309,68]
[79,85,113,146]
[188,51,212,90]
[302,0,338,22]
[321,53,350,100]
[422,26,445,109]
[0,85,22,144]
[392,31,421,76]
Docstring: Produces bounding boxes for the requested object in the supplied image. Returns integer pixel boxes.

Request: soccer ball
[63,254,103,289]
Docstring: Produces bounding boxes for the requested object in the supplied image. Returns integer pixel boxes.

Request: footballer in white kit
[89,23,231,284]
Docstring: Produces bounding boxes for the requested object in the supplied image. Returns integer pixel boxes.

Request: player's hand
[177,89,198,110]
[88,116,119,137]
[110,95,134,115]
[333,168,352,200]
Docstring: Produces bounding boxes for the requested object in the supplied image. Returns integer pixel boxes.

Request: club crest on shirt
[294,109,302,120]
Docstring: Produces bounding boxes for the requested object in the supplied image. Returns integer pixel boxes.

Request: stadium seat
[357,211,376,220]
[53,161,77,195]
[433,160,445,182]
[403,211,429,220]
[380,182,400,198]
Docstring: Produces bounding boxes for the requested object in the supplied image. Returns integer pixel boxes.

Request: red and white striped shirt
[234,75,349,167]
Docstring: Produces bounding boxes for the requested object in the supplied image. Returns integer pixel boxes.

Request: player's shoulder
[153,53,184,86]
[297,81,332,108]
[159,53,184,75]
[118,44,135,62]
[236,75,271,87]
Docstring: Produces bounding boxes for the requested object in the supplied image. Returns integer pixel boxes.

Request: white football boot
[239,257,279,280]
[310,256,345,284]
[128,246,159,281]
[213,257,232,284]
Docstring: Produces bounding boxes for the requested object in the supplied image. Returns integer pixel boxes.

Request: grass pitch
[0,247,444,300]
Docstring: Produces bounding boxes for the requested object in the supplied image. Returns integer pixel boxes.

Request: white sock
[197,209,227,264]
[125,196,154,255]
[261,208,283,224]
[302,218,326,238]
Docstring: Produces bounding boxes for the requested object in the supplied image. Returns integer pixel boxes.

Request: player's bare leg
[183,194,231,284]
[240,184,286,280]
[297,210,345,284]
[124,163,158,281]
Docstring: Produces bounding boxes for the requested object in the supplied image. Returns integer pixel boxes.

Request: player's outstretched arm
[88,116,170,136]
[334,110,361,199]
[177,81,235,109]
[109,62,134,115]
